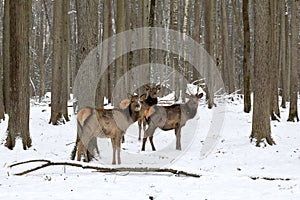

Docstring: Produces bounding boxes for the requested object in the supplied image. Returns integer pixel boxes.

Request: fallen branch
[249,176,292,181]
[8,159,201,178]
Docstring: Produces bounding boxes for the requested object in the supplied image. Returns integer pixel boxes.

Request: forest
[0,0,300,199]
[0,0,299,156]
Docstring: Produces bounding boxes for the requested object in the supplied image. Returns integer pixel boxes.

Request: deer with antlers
[71,94,144,164]
[141,86,203,151]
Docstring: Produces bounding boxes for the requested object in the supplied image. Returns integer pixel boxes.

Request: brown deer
[137,84,161,140]
[141,92,203,151]
[71,94,144,164]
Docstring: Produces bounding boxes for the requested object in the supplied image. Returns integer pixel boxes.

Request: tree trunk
[3,0,10,114]
[49,0,69,125]
[0,46,4,121]
[280,0,287,108]
[242,0,251,113]
[192,0,201,82]
[287,0,299,122]
[0,1,4,120]
[221,0,234,94]
[251,0,275,146]
[170,0,179,101]
[270,0,280,120]
[38,1,45,102]
[76,0,99,108]
[114,0,125,106]
[5,0,32,150]
[203,0,215,109]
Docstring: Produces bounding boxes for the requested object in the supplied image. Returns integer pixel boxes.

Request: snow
[0,96,300,200]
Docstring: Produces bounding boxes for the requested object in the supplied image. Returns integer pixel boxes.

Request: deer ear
[156,85,161,91]
[140,93,147,101]
[119,99,131,109]
[196,93,204,99]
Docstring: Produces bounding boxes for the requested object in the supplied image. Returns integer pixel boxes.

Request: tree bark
[280,0,287,109]
[5,0,32,150]
[251,0,275,146]
[221,0,234,94]
[76,0,99,108]
[203,0,215,109]
[269,0,280,120]
[38,0,45,102]
[114,0,125,106]
[0,44,4,121]
[3,0,10,114]
[49,0,70,125]
[287,0,299,122]
[242,0,251,113]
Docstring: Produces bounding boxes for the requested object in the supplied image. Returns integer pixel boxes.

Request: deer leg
[117,136,122,164]
[80,137,90,162]
[141,137,147,151]
[175,127,182,150]
[141,125,155,151]
[76,140,82,161]
[149,136,156,151]
[111,138,117,165]
[138,119,142,141]
[142,118,147,137]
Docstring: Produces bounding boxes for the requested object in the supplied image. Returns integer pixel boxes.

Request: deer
[137,84,161,141]
[71,94,144,165]
[141,88,203,151]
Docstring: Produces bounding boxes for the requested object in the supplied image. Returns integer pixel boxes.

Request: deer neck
[184,100,198,119]
[121,105,140,124]
[145,96,157,106]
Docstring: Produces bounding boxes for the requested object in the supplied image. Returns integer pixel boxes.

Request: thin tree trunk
[0,1,4,119]
[0,48,4,121]
[243,0,251,113]
[61,0,70,121]
[280,0,287,108]
[192,0,201,82]
[114,0,125,106]
[287,0,299,122]
[203,0,215,109]
[38,1,45,102]
[221,0,234,94]
[270,0,280,120]
[3,0,10,114]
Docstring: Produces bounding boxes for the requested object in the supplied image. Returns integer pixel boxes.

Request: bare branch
[8,159,201,178]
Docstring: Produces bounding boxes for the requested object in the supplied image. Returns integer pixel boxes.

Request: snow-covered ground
[0,96,299,200]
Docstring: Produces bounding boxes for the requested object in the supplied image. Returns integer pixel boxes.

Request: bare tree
[0,46,4,121]
[203,0,215,109]
[113,0,125,106]
[251,0,275,146]
[76,0,99,107]
[221,0,234,94]
[2,0,10,113]
[49,0,70,125]
[0,0,4,120]
[269,0,280,120]
[5,0,32,149]
[242,0,251,113]
[38,0,46,102]
[287,0,299,122]
[280,0,288,109]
